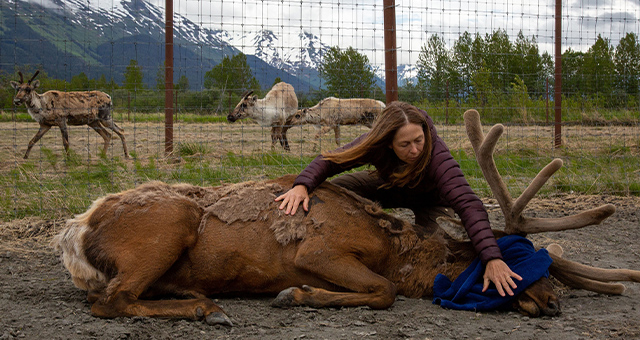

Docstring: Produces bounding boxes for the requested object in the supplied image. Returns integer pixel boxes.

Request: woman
[276,101,522,296]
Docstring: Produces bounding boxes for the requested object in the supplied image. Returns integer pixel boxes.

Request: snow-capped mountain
[0,0,405,92]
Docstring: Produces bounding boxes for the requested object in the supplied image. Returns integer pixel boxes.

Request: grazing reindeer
[53,110,640,325]
[227,82,298,151]
[10,71,130,159]
[287,97,386,149]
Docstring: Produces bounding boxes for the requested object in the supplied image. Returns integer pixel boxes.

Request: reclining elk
[10,71,130,159]
[53,109,640,325]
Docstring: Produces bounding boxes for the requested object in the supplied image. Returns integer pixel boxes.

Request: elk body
[287,97,386,148]
[10,71,130,159]
[227,82,298,151]
[53,110,640,325]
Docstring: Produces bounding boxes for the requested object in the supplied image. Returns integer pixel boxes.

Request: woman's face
[390,123,424,164]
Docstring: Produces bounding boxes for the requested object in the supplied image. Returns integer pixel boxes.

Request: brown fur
[11,72,130,159]
[53,174,559,325]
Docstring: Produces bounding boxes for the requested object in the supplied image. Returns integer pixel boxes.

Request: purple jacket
[294,111,503,264]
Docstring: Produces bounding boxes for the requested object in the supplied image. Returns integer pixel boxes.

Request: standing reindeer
[10,71,130,159]
[227,82,298,151]
[53,110,640,325]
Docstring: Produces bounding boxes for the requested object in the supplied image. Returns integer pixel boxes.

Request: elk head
[439,109,640,316]
[10,71,40,106]
[227,90,256,122]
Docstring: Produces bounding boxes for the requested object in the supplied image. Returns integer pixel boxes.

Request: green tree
[583,35,615,99]
[273,77,283,86]
[417,34,452,101]
[70,72,90,91]
[155,65,165,91]
[204,53,260,94]
[319,46,376,98]
[614,32,640,97]
[176,75,190,92]
[561,48,586,97]
[451,31,475,98]
[123,59,145,91]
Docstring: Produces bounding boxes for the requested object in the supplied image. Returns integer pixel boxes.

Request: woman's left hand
[482,259,523,297]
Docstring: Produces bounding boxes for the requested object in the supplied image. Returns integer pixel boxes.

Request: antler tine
[546,245,640,294]
[463,109,616,235]
[464,110,514,217]
[28,70,40,83]
[18,71,24,83]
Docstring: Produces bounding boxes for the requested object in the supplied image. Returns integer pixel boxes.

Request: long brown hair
[322,101,432,188]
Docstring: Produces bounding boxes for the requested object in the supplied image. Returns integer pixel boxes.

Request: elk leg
[100,119,130,158]
[273,254,396,309]
[88,121,112,156]
[88,198,230,325]
[24,123,51,159]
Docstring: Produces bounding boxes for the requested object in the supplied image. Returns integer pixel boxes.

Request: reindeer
[53,109,640,325]
[227,82,298,151]
[286,97,386,149]
[10,71,130,159]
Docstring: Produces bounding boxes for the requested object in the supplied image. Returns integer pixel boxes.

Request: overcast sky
[163,0,639,66]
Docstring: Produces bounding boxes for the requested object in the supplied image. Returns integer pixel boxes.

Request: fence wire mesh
[0,0,638,220]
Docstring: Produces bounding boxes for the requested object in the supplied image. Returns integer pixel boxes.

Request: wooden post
[165,0,174,155]
[383,0,398,104]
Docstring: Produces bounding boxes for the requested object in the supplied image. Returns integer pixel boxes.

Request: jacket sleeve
[426,121,503,264]
[293,133,368,193]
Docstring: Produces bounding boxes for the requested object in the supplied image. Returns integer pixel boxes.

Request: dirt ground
[0,194,639,340]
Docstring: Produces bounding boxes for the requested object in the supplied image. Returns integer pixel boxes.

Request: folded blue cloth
[433,235,553,311]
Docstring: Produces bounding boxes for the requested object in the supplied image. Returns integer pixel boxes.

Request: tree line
[2,30,638,122]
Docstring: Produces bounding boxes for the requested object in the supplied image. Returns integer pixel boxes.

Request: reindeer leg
[334,125,340,146]
[24,123,51,159]
[56,119,72,157]
[280,124,290,151]
[88,121,111,156]
[273,245,396,309]
[270,126,281,150]
[100,119,130,158]
[88,197,231,325]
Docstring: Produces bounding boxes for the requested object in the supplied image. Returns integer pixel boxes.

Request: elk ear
[10,81,19,90]
[436,216,470,242]
[31,80,40,89]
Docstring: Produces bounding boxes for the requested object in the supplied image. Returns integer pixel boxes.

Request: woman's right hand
[275,185,310,215]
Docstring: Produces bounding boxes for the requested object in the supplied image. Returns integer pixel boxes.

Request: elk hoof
[205,312,233,327]
[272,287,298,308]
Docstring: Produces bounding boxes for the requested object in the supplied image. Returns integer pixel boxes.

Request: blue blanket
[432,235,553,311]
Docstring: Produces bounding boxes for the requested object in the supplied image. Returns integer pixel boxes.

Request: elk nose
[544,299,561,316]
[226,114,236,122]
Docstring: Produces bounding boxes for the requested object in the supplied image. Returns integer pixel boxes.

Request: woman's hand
[483,259,523,297]
[275,185,310,215]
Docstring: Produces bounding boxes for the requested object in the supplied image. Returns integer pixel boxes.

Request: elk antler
[28,70,40,84]
[462,109,640,294]
[463,109,615,235]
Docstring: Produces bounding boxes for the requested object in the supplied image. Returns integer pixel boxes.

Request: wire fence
[0,0,639,221]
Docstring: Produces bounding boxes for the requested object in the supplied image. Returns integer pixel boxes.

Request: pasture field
[0,119,638,221]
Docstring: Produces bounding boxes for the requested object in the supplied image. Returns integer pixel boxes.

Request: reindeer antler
[463,109,615,235]
[18,71,24,83]
[462,109,640,294]
[28,70,40,84]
